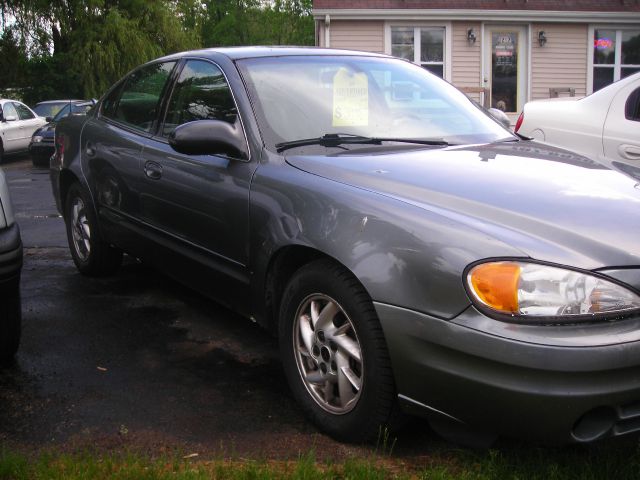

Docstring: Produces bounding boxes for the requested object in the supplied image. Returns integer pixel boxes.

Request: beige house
[313,1,640,118]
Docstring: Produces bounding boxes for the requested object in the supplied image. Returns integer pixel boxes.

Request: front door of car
[138,59,256,308]
[1,103,22,153]
[603,80,640,166]
[12,102,42,149]
[84,61,177,255]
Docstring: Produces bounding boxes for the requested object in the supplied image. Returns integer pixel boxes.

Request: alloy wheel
[293,293,364,414]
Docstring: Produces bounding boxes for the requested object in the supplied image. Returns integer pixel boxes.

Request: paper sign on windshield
[332,68,368,127]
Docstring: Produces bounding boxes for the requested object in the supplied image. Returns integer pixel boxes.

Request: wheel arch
[58,168,82,217]
[262,245,369,333]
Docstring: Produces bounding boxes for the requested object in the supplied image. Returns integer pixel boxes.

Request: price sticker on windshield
[332,68,368,127]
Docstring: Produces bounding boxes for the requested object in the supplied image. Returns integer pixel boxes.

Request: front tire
[279,259,400,442]
[64,183,122,276]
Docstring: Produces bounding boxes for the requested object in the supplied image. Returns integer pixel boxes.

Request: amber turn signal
[468,262,521,314]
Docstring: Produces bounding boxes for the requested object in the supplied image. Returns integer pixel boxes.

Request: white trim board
[314,9,640,24]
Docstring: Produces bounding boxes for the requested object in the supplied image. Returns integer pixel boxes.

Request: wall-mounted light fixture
[538,31,547,47]
[467,28,477,45]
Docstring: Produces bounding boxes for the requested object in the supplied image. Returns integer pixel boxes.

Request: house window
[391,26,445,78]
[593,28,640,91]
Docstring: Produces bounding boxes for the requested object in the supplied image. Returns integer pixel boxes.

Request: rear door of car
[137,58,257,311]
[82,60,178,257]
[603,77,640,166]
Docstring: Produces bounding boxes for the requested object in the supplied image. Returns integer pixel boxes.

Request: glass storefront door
[484,26,527,113]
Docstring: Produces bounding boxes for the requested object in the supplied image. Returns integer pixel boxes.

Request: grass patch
[1,441,640,479]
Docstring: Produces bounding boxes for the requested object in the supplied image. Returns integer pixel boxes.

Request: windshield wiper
[275,133,449,153]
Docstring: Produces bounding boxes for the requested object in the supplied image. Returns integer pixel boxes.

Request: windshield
[237,55,514,152]
[33,102,68,118]
[52,103,92,122]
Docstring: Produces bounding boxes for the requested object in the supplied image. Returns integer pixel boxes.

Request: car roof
[157,46,389,62]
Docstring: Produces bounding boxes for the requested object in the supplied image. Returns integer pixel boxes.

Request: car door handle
[619,144,640,161]
[144,161,163,180]
[86,142,96,157]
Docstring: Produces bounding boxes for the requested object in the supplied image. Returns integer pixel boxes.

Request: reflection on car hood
[33,123,56,137]
[286,141,640,270]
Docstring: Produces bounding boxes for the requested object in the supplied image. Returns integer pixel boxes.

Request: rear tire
[0,279,21,363]
[279,259,401,443]
[64,183,122,276]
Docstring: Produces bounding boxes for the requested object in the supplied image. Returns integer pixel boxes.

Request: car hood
[34,123,56,137]
[286,141,640,270]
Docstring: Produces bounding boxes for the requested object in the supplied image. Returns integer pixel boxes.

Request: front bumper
[0,222,23,283]
[29,141,54,165]
[375,302,640,443]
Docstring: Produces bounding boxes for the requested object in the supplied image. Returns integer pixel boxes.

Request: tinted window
[13,102,35,120]
[162,60,237,137]
[103,61,176,133]
[2,102,18,120]
[626,87,640,122]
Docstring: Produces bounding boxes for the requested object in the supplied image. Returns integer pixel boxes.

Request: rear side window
[625,87,640,122]
[13,102,35,120]
[162,60,237,137]
[102,61,176,133]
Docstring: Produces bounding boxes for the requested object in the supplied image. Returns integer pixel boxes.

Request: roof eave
[312,8,640,24]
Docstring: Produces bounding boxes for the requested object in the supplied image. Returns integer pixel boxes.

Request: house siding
[327,20,385,53]
[531,23,588,100]
[451,22,482,102]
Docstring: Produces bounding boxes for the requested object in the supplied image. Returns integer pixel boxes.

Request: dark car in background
[51,47,640,446]
[30,101,94,166]
[32,99,83,120]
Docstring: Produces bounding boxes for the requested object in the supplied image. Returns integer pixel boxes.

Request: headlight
[466,261,640,322]
[32,135,43,143]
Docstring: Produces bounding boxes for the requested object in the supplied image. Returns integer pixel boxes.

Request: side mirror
[488,108,512,130]
[168,120,248,160]
[45,116,53,122]
[4,115,17,122]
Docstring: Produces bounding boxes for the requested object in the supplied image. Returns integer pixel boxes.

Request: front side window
[13,102,35,120]
[162,60,237,137]
[2,102,18,120]
[593,28,640,91]
[102,61,176,132]
[391,26,446,78]
[626,87,640,122]
[238,55,512,152]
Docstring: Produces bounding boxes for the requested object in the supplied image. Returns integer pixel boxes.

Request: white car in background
[0,99,47,163]
[515,72,640,169]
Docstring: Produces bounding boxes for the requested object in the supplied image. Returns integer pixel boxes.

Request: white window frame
[588,25,640,93]
[384,22,452,82]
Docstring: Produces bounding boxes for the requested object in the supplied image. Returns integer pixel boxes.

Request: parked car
[0,167,23,362]
[0,99,47,163]
[30,100,95,166]
[32,100,83,120]
[515,72,640,168]
[51,48,640,446]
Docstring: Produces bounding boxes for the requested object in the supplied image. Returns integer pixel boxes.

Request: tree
[0,0,314,103]
[0,0,200,101]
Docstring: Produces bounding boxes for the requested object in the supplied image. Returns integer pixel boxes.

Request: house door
[483,26,528,114]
